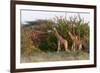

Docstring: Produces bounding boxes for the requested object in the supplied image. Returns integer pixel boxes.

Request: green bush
[46,15,89,51]
[21,15,89,54]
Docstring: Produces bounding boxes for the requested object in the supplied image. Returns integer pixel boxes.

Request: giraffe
[68,31,82,51]
[31,30,47,40]
[53,27,70,53]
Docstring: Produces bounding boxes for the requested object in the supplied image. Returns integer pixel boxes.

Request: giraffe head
[47,30,52,33]
[47,27,57,34]
[68,31,71,36]
[53,27,57,31]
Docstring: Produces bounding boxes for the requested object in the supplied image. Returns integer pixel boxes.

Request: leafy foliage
[21,15,89,55]
[46,15,89,51]
[21,26,43,55]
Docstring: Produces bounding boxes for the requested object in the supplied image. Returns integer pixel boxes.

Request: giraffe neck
[69,32,76,41]
[54,30,63,40]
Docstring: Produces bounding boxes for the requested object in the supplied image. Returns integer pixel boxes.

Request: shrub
[21,15,89,53]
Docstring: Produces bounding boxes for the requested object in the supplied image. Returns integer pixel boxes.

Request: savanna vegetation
[21,15,89,63]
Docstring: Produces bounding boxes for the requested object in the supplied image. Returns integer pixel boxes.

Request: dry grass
[21,50,89,63]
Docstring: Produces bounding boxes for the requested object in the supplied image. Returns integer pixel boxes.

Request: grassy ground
[21,50,89,63]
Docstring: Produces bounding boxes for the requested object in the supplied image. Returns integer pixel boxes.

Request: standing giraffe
[68,31,82,51]
[53,27,70,53]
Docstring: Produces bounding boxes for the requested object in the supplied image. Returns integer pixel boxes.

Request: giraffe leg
[65,48,70,52]
[79,44,82,50]
[73,43,76,52]
[64,42,70,52]
[57,41,61,53]
[72,44,74,51]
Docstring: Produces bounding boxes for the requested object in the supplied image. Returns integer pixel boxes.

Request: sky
[21,10,90,24]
